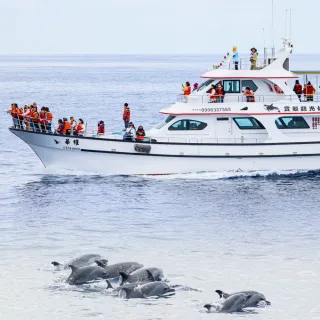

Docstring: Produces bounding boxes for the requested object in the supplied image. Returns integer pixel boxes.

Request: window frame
[233,117,266,130]
[275,116,310,130]
[155,115,176,129]
[241,80,258,92]
[223,80,241,93]
[168,119,208,131]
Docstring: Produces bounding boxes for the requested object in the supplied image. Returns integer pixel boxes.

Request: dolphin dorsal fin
[146,270,155,282]
[106,279,113,289]
[51,261,61,267]
[119,272,129,285]
[69,265,78,273]
[215,290,229,299]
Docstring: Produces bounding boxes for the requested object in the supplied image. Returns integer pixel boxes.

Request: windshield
[197,79,215,91]
[155,115,176,129]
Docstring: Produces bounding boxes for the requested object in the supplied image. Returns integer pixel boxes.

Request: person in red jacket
[303,81,316,101]
[293,80,303,101]
[97,120,105,136]
[123,103,130,129]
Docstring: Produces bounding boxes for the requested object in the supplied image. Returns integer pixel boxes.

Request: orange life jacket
[209,88,217,100]
[244,90,255,102]
[184,86,191,95]
[98,123,105,134]
[39,111,48,124]
[32,111,40,123]
[9,107,18,118]
[123,109,130,121]
[16,107,23,119]
[76,123,84,133]
[303,85,315,96]
[294,83,302,94]
[216,87,224,96]
[46,112,53,121]
[62,121,71,134]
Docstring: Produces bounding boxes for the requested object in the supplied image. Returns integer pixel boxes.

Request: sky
[0,0,318,54]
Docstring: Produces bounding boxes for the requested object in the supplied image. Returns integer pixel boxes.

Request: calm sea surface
[0,54,320,320]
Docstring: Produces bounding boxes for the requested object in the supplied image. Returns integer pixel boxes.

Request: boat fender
[134,144,151,154]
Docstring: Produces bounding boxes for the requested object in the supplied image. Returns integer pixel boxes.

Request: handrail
[177,94,320,104]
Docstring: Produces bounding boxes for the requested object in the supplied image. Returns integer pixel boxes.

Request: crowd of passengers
[8,102,146,142]
[182,80,317,103]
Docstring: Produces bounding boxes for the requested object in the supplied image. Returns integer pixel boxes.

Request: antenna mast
[271,0,275,56]
[285,9,288,38]
[289,9,292,40]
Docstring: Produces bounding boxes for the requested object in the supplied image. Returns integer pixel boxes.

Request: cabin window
[155,115,176,129]
[241,80,258,92]
[275,117,310,129]
[223,80,240,93]
[233,117,265,130]
[168,120,207,131]
[198,79,215,91]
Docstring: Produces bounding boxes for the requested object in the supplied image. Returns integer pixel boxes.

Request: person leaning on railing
[75,118,85,136]
[244,87,255,102]
[181,81,191,100]
[216,82,225,103]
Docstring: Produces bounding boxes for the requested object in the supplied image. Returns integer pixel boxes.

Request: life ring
[274,84,284,94]
[134,144,151,154]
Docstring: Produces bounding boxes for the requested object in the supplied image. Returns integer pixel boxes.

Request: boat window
[197,79,215,91]
[275,117,310,129]
[155,115,176,129]
[241,80,258,92]
[233,117,265,130]
[168,120,207,131]
[223,80,240,93]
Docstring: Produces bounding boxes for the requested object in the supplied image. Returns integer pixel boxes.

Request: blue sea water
[0,53,320,320]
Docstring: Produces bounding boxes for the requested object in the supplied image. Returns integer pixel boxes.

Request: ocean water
[0,53,320,320]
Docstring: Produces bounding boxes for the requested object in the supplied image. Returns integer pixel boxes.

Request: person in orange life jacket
[124,122,136,141]
[181,81,191,99]
[216,82,225,103]
[55,119,63,134]
[12,103,24,129]
[97,121,105,136]
[7,103,18,128]
[62,117,71,135]
[293,80,303,101]
[45,107,53,132]
[244,87,255,102]
[135,125,145,141]
[31,106,40,132]
[209,84,217,103]
[70,116,77,135]
[123,103,131,129]
[22,105,32,130]
[39,107,48,132]
[75,118,85,136]
[303,81,316,101]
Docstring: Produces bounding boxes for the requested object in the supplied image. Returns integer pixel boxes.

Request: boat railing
[177,94,320,103]
[212,58,269,71]
[9,118,267,144]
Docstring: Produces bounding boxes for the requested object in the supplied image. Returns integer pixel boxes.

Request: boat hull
[10,128,320,175]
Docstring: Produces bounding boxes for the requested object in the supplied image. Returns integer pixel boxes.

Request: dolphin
[216,290,271,307]
[67,265,108,285]
[94,261,143,279]
[106,270,155,293]
[51,254,107,269]
[118,282,175,299]
[119,267,163,285]
[204,293,252,313]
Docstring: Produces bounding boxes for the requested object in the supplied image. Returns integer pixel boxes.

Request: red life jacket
[184,86,191,95]
[17,107,23,119]
[62,121,71,134]
[46,112,53,121]
[209,88,217,100]
[40,111,48,124]
[304,85,315,95]
[123,109,130,121]
[32,111,40,123]
[98,124,105,134]
[295,83,302,94]
[216,87,224,96]
[76,123,84,133]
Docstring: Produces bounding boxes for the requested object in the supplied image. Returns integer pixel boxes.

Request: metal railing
[10,118,268,145]
[177,94,320,104]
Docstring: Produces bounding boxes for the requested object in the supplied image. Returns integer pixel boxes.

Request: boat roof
[292,70,320,75]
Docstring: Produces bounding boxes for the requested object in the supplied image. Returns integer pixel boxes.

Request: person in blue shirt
[232,46,239,70]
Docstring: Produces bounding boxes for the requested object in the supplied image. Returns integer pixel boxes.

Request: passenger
[123,122,136,141]
[13,104,24,129]
[216,82,225,103]
[75,118,85,136]
[181,81,191,99]
[123,103,131,129]
[70,116,77,135]
[23,105,32,130]
[39,107,48,132]
[55,119,64,134]
[7,103,18,128]
[45,107,53,132]
[192,83,199,92]
[208,84,217,103]
[97,120,105,136]
[250,47,258,70]
[31,106,40,132]
[232,46,239,70]
[244,87,255,102]
[135,125,146,141]
[62,117,71,135]
[303,81,316,101]
[293,80,303,101]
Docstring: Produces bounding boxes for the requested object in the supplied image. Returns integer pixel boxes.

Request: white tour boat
[9,39,320,175]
